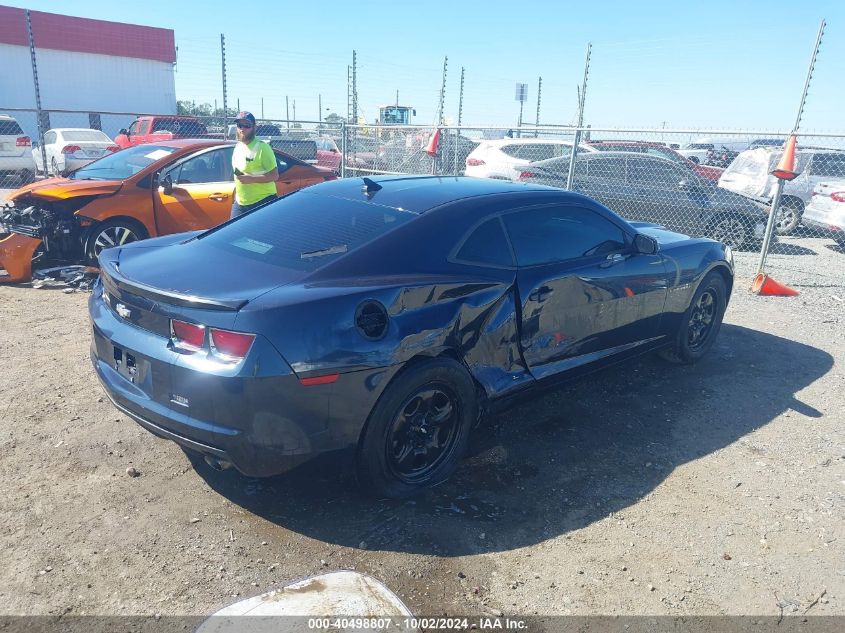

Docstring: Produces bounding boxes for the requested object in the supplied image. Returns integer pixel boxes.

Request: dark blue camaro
[89,176,733,497]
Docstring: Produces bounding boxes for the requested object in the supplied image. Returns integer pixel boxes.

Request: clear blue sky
[8,0,845,132]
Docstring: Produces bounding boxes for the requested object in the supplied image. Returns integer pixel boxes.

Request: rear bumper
[88,284,385,477]
[0,154,36,171]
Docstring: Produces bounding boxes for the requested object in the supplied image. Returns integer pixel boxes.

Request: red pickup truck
[114,116,210,149]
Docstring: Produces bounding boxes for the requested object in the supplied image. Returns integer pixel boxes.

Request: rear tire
[85,218,148,262]
[774,197,803,235]
[659,272,727,364]
[707,214,750,249]
[356,357,477,498]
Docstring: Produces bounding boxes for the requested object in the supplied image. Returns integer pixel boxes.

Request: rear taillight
[171,319,206,352]
[61,145,82,154]
[170,319,254,362]
[209,328,255,362]
[831,192,845,202]
[519,171,536,179]
[106,145,120,153]
[16,136,31,147]
[466,158,485,166]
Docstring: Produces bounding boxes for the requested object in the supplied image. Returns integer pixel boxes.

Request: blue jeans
[230,194,278,219]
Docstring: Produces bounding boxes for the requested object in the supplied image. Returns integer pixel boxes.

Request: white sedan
[464,138,595,181]
[803,180,845,246]
[32,128,119,176]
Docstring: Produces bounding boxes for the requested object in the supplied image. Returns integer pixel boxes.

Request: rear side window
[587,157,626,181]
[0,120,24,135]
[503,205,627,266]
[202,195,414,271]
[810,153,845,178]
[455,218,514,267]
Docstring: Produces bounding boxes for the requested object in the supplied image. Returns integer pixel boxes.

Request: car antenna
[361,177,382,194]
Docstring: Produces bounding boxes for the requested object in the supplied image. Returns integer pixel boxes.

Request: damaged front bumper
[0,233,42,283]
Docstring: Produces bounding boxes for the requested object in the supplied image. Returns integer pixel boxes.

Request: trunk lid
[103,233,309,312]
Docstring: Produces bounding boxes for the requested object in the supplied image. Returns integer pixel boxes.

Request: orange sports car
[0,139,335,283]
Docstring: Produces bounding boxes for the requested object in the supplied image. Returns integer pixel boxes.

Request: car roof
[303,175,555,213]
[480,138,573,147]
[48,128,110,133]
[148,138,231,149]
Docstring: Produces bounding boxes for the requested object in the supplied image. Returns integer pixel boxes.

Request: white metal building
[0,5,176,139]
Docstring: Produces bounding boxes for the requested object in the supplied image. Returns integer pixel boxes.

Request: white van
[718,146,845,234]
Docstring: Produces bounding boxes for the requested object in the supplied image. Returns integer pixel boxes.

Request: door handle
[209,193,229,201]
[529,286,554,302]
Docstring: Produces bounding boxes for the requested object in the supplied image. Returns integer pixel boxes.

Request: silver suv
[718,146,845,234]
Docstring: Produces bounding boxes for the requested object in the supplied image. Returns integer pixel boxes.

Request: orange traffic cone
[751,272,799,296]
[425,128,441,157]
[771,135,799,181]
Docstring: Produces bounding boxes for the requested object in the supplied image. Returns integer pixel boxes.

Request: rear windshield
[0,120,24,135]
[269,139,317,161]
[62,130,111,142]
[201,194,414,271]
[255,124,282,136]
[152,119,208,136]
[70,144,177,180]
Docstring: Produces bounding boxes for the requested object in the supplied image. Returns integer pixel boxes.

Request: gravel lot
[1,252,843,621]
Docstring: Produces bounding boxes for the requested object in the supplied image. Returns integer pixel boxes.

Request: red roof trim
[0,5,176,63]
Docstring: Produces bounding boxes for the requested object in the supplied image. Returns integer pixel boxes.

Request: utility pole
[565,42,592,190]
[220,34,228,130]
[25,10,47,171]
[534,76,542,138]
[757,20,826,275]
[457,67,465,127]
[261,97,264,119]
[292,99,296,123]
[436,55,448,125]
[285,96,290,130]
[351,50,358,125]
[454,66,465,175]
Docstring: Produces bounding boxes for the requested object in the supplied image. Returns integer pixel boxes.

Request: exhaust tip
[204,455,233,471]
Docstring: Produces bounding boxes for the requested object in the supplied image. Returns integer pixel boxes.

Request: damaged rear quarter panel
[240,273,530,402]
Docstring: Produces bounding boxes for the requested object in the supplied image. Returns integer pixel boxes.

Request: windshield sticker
[231,237,274,255]
[144,149,172,161]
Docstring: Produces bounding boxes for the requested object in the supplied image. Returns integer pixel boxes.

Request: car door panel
[154,147,234,233]
[627,157,704,233]
[504,204,670,381]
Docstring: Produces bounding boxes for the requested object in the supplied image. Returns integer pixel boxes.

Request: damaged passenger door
[503,203,669,381]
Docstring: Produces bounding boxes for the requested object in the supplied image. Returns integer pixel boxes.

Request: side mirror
[160,173,174,195]
[634,233,658,255]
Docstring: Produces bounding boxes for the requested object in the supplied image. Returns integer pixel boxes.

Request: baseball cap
[234,111,256,124]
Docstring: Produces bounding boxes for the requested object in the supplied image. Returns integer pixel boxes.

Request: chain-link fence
[2,115,843,293]
[338,123,845,292]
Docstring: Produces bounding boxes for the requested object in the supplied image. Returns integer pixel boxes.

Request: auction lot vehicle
[518,152,766,249]
[114,115,209,149]
[0,140,334,283]
[89,176,734,497]
[32,128,119,176]
[585,140,724,181]
[719,146,845,234]
[0,114,36,185]
[464,138,593,181]
[802,180,845,245]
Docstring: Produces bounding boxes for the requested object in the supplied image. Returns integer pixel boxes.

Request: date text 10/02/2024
[306,617,529,630]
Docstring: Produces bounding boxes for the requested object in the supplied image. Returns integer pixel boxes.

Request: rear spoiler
[100,260,246,311]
